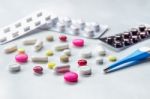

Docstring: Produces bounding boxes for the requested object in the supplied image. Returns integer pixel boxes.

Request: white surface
[0,0,150,99]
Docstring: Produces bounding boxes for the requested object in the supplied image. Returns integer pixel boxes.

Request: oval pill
[46,50,53,56]
[63,49,71,56]
[9,63,21,72]
[60,55,69,63]
[64,72,78,82]
[18,48,25,53]
[15,53,28,63]
[47,62,56,69]
[72,39,84,47]
[59,35,67,42]
[33,66,43,74]
[78,59,87,66]
[46,35,54,41]
[108,55,117,62]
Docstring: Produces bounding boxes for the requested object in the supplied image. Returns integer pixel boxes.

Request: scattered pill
[23,38,37,45]
[81,49,92,58]
[79,66,91,75]
[55,44,69,51]
[31,56,48,62]
[78,59,87,66]
[72,39,84,47]
[96,46,106,56]
[34,40,43,51]
[8,63,21,72]
[4,45,17,53]
[54,65,70,73]
[63,49,71,56]
[18,48,25,53]
[45,50,53,56]
[33,66,43,74]
[96,57,103,64]
[108,55,117,62]
[15,53,28,63]
[46,35,54,41]
[60,55,69,63]
[47,62,56,69]
[64,72,78,82]
[59,35,67,42]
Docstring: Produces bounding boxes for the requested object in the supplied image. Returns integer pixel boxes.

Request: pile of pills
[4,33,117,84]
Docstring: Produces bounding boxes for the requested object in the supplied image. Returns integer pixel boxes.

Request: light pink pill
[15,53,28,63]
[72,39,84,47]
[64,72,78,82]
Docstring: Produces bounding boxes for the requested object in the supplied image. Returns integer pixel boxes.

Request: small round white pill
[79,66,91,75]
[63,49,71,56]
[96,46,106,56]
[96,57,103,64]
[9,63,21,72]
[81,49,92,58]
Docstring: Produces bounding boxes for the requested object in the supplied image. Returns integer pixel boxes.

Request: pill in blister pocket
[70,25,80,35]
[91,22,100,32]
[31,56,48,62]
[8,63,21,72]
[54,65,70,73]
[4,45,17,53]
[75,20,85,29]
[34,40,43,51]
[23,38,37,45]
[63,17,72,27]
[84,28,94,37]
[57,23,65,32]
[55,44,69,51]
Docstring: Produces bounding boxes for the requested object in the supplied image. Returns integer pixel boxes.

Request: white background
[0,0,150,99]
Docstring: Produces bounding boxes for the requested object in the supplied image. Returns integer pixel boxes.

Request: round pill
[59,35,67,42]
[108,55,117,62]
[9,63,21,72]
[46,50,53,56]
[46,35,54,41]
[60,55,69,63]
[96,46,106,56]
[64,72,78,82]
[15,53,28,63]
[96,57,103,64]
[79,66,91,75]
[78,59,87,66]
[81,50,92,58]
[72,39,84,47]
[33,66,43,74]
[18,48,25,53]
[63,49,71,56]
[47,62,56,69]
